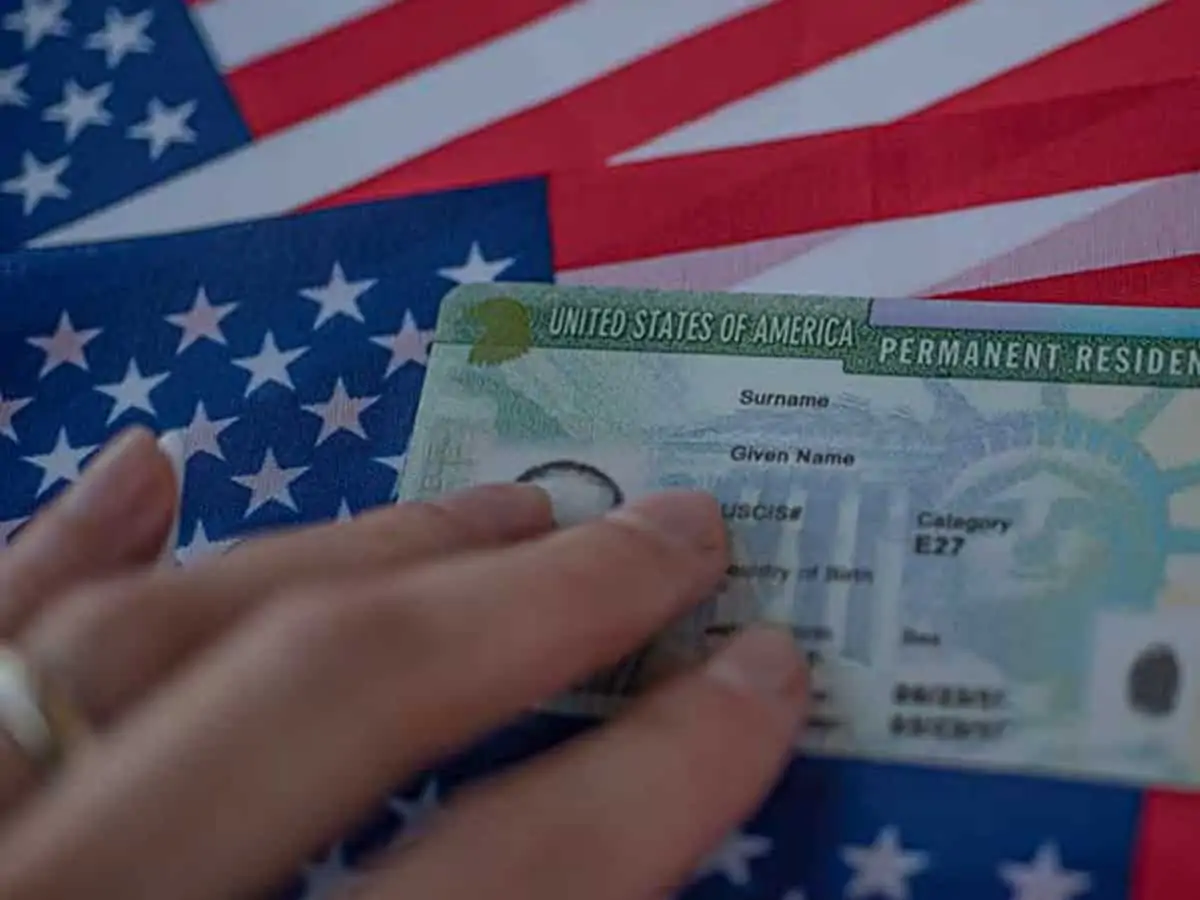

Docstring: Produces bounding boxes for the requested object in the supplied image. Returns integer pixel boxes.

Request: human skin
[0,426,808,900]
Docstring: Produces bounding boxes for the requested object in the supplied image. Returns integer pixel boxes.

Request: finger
[152,430,186,569]
[0,484,552,813]
[363,627,807,900]
[22,482,553,725]
[0,428,175,815]
[0,491,727,900]
[200,480,553,583]
[0,426,177,637]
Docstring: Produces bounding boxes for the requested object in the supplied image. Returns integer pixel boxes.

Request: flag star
[334,499,354,522]
[2,151,70,216]
[299,261,377,328]
[0,392,33,442]
[0,64,30,108]
[28,311,100,376]
[437,241,514,285]
[999,842,1092,900]
[25,429,94,496]
[84,6,153,68]
[389,781,441,845]
[300,843,361,900]
[96,359,168,423]
[302,379,378,445]
[42,79,112,143]
[3,0,69,51]
[232,331,306,396]
[841,827,930,900]
[167,286,236,351]
[180,401,235,461]
[232,448,307,516]
[175,520,237,566]
[695,830,772,887]
[127,97,196,161]
[372,310,434,375]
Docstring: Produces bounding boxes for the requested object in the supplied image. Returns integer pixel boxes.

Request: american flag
[3,0,1198,306]
[380,713,1152,900]
[1,200,1196,900]
[0,179,553,558]
[4,1,1200,898]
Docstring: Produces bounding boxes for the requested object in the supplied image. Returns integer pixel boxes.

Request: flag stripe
[613,0,1163,163]
[927,172,1200,295]
[548,75,1200,270]
[919,0,1200,117]
[557,230,844,292]
[306,0,968,209]
[29,0,771,249]
[558,173,1198,299]
[941,254,1200,307]
[1131,792,1200,900]
[191,0,397,71]
[220,0,574,137]
[727,179,1148,296]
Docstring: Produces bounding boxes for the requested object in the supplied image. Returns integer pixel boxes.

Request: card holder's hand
[0,427,178,639]
[0,429,808,900]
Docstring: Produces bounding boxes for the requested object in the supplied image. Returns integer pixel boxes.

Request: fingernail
[609,490,724,554]
[155,430,185,565]
[63,427,172,532]
[704,626,807,706]
[157,430,185,487]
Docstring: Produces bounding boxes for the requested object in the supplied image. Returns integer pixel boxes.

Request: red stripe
[935,255,1200,308]
[547,73,1200,270]
[920,0,1200,118]
[224,0,571,137]
[540,0,1200,270]
[1130,791,1200,900]
[306,0,969,209]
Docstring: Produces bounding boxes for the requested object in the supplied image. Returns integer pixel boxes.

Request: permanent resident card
[399,282,1200,790]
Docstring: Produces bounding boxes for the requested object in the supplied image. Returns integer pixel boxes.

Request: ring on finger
[0,646,91,774]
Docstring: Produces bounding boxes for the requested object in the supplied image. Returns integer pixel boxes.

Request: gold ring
[0,647,90,773]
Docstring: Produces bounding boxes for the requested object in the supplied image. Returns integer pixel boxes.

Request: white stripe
[34,0,771,248]
[730,180,1153,297]
[193,0,397,71]
[614,0,1162,163]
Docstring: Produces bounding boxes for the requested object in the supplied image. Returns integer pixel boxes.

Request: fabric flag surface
[3,0,1198,305]
[0,185,1197,900]
[0,178,552,557]
[4,0,1200,898]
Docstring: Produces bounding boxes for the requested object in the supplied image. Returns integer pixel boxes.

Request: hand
[0,427,808,900]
